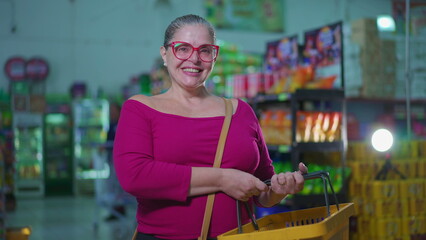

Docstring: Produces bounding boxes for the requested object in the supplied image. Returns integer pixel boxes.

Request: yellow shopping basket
[6,226,31,240]
[218,171,355,240]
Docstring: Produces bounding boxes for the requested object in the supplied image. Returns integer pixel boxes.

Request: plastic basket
[218,203,354,240]
[218,171,355,240]
[6,226,31,240]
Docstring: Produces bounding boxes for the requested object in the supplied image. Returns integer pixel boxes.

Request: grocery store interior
[1,0,425,239]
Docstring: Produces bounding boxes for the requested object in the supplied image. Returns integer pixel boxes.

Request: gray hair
[163,14,216,48]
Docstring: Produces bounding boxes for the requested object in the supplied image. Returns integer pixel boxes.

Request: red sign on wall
[4,57,49,81]
[4,57,27,81]
[25,58,49,81]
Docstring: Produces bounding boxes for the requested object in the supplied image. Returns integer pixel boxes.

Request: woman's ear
[160,46,167,65]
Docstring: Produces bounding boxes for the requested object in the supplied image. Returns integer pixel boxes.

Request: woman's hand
[257,162,308,207]
[219,168,268,202]
[270,162,308,195]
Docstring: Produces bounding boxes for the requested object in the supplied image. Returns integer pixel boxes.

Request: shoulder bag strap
[198,98,233,240]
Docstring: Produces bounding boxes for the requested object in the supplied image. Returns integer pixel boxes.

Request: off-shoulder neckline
[126,98,243,120]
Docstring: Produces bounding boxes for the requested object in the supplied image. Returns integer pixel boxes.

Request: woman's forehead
[172,24,214,45]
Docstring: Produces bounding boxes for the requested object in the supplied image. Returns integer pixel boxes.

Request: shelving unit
[0,97,9,239]
[290,89,346,165]
[13,112,44,198]
[72,98,109,195]
[0,151,5,240]
[249,88,348,208]
[249,93,292,154]
[43,101,74,196]
[290,88,347,207]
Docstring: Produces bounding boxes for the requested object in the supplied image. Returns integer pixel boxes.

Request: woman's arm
[189,167,268,201]
[114,100,192,202]
[188,162,306,205]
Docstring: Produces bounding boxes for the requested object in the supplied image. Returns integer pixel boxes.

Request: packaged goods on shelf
[259,109,291,146]
[295,111,341,143]
[209,39,263,97]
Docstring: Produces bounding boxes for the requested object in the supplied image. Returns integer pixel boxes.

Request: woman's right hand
[219,168,268,202]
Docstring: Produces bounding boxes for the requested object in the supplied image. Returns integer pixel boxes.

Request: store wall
[0,0,391,97]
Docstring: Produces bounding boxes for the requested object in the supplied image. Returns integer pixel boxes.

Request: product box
[351,18,378,34]
[233,74,248,98]
[29,95,46,113]
[246,73,264,98]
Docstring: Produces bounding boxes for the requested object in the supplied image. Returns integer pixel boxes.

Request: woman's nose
[188,49,201,63]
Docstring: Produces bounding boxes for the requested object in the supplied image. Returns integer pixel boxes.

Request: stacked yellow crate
[347,140,426,240]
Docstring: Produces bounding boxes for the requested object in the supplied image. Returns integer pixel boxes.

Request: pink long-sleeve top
[113,98,275,239]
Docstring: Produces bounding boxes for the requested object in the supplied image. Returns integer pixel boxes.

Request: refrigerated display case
[43,102,73,196]
[13,112,44,197]
[72,99,109,195]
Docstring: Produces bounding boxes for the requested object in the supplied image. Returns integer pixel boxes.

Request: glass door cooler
[43,101,73,196]
[13,112,44,197]
[72,99,109,195]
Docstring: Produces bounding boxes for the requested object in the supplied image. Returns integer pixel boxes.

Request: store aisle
[6,196,137,240]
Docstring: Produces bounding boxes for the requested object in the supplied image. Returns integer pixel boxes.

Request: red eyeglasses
[168,41,219,63]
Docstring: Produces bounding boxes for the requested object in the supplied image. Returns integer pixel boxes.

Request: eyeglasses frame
[167,41,220,63]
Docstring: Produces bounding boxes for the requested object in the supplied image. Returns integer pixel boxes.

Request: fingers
[236,183,265,202]
[298,162,308,174]
[222,169,268,201]
[244,179,268,200]
[255,179,269,192]
[271,170,305,195]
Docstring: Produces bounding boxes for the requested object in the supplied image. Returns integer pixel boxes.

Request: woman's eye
[200,47,212,54]
[177,46,190,52]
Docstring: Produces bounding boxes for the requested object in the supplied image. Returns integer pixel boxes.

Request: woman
[114,14,308,240]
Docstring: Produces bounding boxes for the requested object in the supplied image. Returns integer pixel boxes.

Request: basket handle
[301,171,340,215]
[236,170,340,234]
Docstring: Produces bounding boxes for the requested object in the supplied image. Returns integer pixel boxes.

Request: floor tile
[6,196,137,240]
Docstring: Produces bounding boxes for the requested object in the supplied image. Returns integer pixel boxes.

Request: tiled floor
[6,195,138,240]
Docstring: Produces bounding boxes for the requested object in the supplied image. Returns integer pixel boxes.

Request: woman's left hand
[270,162,308,195]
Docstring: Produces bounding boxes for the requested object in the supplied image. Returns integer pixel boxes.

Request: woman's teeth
[183,68,200,73]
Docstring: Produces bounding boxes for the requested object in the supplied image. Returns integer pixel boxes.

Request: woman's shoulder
[128,94,153,105]
[126,94,161,109]
[233,98,252,111]
[120,94,155,113]
[233,98,257,118]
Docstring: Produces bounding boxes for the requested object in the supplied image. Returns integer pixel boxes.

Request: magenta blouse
[113,99,275,239]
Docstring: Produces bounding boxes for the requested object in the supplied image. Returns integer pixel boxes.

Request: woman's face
[160,24,215,91]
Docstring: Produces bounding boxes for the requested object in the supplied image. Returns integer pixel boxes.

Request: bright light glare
[371,129,394,152]
[377,15,395,32]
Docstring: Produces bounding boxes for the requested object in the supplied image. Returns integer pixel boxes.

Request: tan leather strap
[198,98,233,240]
[131,227,138,240]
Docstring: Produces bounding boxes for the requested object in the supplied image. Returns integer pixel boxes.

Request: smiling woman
[159,21,217,93]
[113,14,307,240]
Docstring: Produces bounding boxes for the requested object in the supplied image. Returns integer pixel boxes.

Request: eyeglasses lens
[173,43,217,62]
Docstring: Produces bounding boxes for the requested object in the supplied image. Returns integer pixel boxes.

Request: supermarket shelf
[347,97,426,104]
[268,143,344,153]
[248,90,346,104]
[267,144,291,153]
[292,89,345,101]
[248,93,291,104]
[292,141,344,152]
